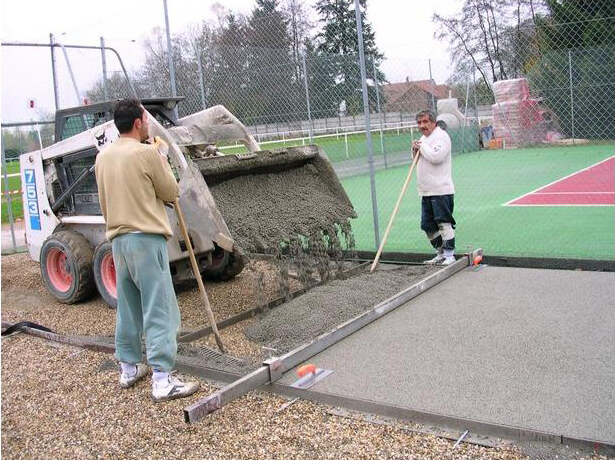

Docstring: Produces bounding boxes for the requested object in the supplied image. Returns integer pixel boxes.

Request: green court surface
[340,143,615,260]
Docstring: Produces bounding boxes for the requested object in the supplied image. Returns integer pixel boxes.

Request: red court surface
[506,156,615,206]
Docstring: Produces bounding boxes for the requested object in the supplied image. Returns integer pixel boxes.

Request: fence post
[1,138,18,252]
[163,0,178,119]
[568,50,575,145]
[100,37,109,101]
[372,56,387,168]
[345,133,349,159]
[196,46,207,110]
[49,34,59,111]
[301,52,313,143]
[354,0,380,248]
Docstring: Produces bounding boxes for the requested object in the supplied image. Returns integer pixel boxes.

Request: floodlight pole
[163,0,179,119]
[354,0,380,248]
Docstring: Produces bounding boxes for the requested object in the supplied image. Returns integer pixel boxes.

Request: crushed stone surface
[1,253,608,460]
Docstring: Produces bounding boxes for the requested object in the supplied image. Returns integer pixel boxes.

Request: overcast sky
[1,0,462,123]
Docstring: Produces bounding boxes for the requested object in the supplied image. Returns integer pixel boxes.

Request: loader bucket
[194,145,356,255]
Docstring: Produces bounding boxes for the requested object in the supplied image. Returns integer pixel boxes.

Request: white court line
[503,155,615,206]
[533,191,614,195]
[507,203,614,207]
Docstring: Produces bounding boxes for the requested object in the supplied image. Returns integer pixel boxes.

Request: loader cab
[50,97,183,217]
[54,97,183,141]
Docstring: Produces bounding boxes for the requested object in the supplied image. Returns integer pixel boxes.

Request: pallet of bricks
[491,78,547,148]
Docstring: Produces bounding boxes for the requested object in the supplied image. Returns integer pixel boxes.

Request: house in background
[382,78,452,113]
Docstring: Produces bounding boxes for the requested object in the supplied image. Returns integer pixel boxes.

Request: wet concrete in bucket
[245,264,439,355]
[206,151,356,255]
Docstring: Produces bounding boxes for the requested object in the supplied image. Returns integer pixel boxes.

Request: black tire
[218,250,246,281]
[40,230,95,304]
[201,244,230,280]
[201,247,245,281]
[93,241,118,309]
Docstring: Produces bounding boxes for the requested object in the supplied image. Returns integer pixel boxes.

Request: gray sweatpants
[111,233,180,372]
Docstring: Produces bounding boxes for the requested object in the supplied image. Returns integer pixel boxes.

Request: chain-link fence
[2,1,614,261]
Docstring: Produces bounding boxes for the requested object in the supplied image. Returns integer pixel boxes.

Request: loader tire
[201,244,230,280]
[40,230,96,304]
[93,242,117,309]
[218,250,246,281]
[201,248,245,281]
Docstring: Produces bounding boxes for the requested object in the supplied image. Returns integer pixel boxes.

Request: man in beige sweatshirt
[95,99,199,401]
[412,109,456,265]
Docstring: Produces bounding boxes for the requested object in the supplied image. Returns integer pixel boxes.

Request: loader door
[52,147,101,216]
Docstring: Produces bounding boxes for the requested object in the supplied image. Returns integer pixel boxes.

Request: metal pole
[49,34,59,111]
[568,50,575,144]
[100,37,109,101]
[355,0,380,248]
[163,0,179,118]
[461,79,470,153]
[58,41,83,106]
[372,56,387,168]
[1,138,18,252]
[428,59,436,112]
[301,52,313,143]
[196,46,207,110]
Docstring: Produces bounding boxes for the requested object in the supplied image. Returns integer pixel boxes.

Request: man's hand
[152,136,169,158]
[412,140,421,158]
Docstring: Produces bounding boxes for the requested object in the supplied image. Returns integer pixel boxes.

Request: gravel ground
[1,253,610,460]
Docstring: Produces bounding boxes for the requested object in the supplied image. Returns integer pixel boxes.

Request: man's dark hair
[113,99,144,134]
[416,110,437,123]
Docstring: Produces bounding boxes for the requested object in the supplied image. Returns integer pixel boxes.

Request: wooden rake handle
[370,152,420,273]
[173,199,226,353]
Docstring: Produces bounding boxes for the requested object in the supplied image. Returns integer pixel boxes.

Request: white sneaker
[152,373,200,402]
[119,364,149,389]
[440,256,456,266]
[424,254,445,265]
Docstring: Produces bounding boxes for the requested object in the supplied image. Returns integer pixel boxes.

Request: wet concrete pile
[245,264,438,355]
[204,147,358,294]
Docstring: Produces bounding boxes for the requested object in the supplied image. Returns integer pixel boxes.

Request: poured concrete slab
[282,265,615,444]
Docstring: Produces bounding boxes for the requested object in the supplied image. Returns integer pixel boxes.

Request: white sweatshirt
[416,126,455,197]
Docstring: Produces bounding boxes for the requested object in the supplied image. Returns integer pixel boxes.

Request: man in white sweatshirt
[412,110,456,265]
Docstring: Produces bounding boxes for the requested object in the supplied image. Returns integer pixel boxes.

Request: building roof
[383,79,451,106]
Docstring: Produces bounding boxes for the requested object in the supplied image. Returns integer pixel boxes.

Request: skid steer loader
[20,98,356,308]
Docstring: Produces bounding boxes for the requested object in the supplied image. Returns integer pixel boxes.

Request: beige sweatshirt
[95,137,179,241]
[416,126,455,197]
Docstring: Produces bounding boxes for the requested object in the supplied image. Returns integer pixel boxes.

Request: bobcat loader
[20,98,355,308]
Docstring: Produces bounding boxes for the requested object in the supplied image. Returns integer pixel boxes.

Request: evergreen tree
[314,0,385,116]
[246,0,297,124]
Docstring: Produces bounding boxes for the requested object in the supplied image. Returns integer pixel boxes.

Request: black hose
[1,321,54,337]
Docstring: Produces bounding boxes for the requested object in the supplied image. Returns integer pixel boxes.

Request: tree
[282,0,313,84]
[433,0,547,87]
[245,0,297,124]
[314,0,385,116]
[528,0,615,138]
[209,13,250,120]
[85,72,137,104]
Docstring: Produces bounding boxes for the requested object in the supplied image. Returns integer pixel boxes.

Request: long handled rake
[370,152,420,273]
[173,199,226,353]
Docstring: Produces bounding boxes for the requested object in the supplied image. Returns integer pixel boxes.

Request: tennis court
[338,142,615,260]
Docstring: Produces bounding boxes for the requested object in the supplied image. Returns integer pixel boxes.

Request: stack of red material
[491,78,547,147]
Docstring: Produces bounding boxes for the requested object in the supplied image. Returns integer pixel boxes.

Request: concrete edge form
[263,385,615,457]
[354,250,615,272]
[182,250,479,423]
